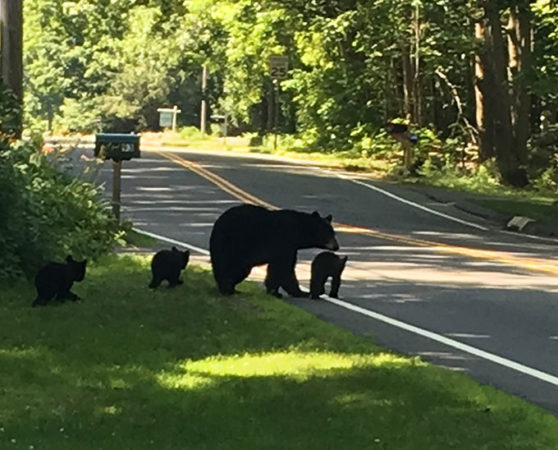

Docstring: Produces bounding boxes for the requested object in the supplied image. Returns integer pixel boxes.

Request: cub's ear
[66,255,74,262]
[172,246,178,251]
[183,250,190,256]
[325,214,332,223]
[341,256,348,263]
[311,211,320,218]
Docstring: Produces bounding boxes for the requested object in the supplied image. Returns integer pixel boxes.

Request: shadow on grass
[1,254,557,449]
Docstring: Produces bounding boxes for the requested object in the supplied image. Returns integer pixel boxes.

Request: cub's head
[172,246,190,269]
[309,211,339,251]
[66,255,87,281]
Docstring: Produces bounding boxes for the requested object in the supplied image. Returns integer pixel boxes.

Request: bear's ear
[66,255,74,263]
[311,211,320,218]
[341,256,348,263]
[172,246,178,251]
[325,214,332,223]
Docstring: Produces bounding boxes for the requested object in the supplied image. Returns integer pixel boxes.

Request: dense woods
[13,0,558,186]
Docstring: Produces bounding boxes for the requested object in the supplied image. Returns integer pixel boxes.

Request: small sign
[157,106,181,131]
[159,112,173,128]
[268,55,289,80]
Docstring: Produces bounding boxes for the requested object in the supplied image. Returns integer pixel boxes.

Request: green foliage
[0,82,21,139]
[528,125,558,190]
[22,0,558,186]
[0,140,121,279]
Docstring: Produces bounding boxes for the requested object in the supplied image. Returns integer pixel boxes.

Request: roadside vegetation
[17,0,558,223]
[2,253,558,449]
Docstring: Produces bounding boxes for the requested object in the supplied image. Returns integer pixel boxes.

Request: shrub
[0,140,121,279]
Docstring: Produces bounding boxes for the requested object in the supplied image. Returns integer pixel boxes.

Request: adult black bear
[310,251,348,299]
[149,246,190,288]
[32,256,87,307]
[209,204,339,297]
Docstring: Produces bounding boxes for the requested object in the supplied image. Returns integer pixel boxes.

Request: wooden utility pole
[200,65,207,134]
[0,0,23,136]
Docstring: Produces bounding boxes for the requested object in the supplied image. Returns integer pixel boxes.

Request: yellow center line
[154,149,558,277]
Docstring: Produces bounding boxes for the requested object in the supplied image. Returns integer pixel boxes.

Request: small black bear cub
[310,251,348,300]
[32,255,87,307]
[149,246,190,288]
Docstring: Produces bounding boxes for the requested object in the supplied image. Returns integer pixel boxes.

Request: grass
[120,227,158,247]
[1,254,558,449]
[474,197,558,222]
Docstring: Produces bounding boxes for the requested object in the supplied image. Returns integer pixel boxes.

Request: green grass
[2,254,558,449]
[120,228,158,247]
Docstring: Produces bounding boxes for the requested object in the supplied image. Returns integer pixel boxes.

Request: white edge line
[344,176,489,231]
[133,228,558,387]
[320,294,558,387]
[132,227,209,255]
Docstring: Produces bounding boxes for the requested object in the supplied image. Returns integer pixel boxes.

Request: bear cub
[149,246,190,288]
[32,255,87,307]
[310,251,348,300]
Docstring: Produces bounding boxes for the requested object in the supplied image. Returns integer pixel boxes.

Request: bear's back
[312,252,344,275]
[35,262,72,296]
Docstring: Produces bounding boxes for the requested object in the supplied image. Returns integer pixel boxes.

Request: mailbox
[95,133,140,162]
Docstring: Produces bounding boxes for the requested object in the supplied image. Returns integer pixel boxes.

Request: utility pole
[200,65,207,134]
[0,0,23,136]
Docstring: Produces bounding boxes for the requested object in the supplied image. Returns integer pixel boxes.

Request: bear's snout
[326,238,339,251]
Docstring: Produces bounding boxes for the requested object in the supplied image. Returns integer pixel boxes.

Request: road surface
[89,145,558,415]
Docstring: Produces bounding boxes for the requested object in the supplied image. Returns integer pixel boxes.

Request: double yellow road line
[154,149,558,277]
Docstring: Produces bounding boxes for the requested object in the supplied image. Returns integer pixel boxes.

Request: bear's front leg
[277,254,308,298]
[265,264,283,298]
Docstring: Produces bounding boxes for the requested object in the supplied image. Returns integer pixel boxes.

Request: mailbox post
[94,133,141,222]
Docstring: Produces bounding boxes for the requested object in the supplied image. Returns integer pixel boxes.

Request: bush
[0,140,121,279]
[178,126,207,140]
[0,82,21,139]
[528,125,558,190]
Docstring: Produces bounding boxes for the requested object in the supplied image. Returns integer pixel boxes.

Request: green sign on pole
[159,112,173,128]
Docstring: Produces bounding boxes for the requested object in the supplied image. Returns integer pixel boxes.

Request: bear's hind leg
[329,274,341,298]
[168,269,184,288]
[32,296,50,307]
[149,275,162,289]
[310,275,326,300]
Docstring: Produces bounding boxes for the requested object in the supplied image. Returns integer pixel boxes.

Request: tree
[1,0,23,136]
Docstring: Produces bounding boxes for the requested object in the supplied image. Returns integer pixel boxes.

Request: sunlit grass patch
[1,253,558,449]
[179,351,416,380]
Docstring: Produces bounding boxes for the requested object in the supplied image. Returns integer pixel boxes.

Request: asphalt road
[89,145,558,415]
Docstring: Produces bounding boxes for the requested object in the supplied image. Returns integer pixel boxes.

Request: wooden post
[172,105,178,132]
[273,79,279,151]
[0,0,23,136]
[112,161,122,223]
[200,65,208,134]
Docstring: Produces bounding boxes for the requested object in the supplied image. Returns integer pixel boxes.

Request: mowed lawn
[1,254,558,449]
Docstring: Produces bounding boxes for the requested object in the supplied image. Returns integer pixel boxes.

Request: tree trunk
[507,2,532,166]
[401,45,414,121]
[0,0,23,137]
[412,2,422,125]
[483,2,528,187]
[474,20,495,161]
